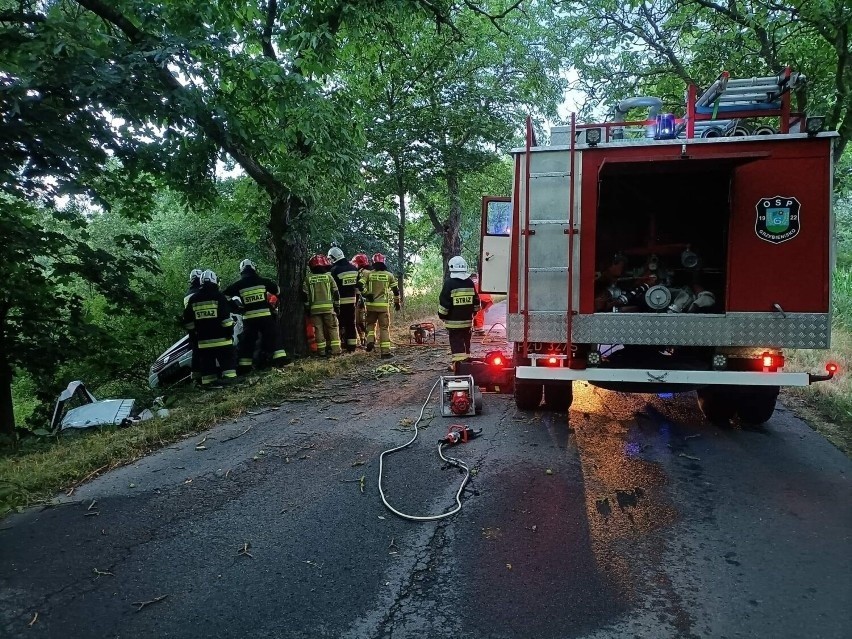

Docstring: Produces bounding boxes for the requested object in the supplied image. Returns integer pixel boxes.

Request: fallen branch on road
[133,594,168,612]
[222,425,253,443]
[66,463,110,496]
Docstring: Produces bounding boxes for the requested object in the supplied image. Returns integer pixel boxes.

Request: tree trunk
[0,314,15,436]
[268,197,310,357]
[394,156,406,301]
[441,169,464,279]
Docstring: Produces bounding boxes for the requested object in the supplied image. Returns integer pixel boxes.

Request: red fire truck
[479,70,837,424]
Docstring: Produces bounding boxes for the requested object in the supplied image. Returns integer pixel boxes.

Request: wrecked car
[51,381,138,432]
[50,381,168,432]
[149,314,247,389]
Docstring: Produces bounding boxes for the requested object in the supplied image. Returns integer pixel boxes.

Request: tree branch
[463,0,523,35]
[638,2,692,84]
[0,11,46,23]
[261,0,278,61]
[414,192,444,236]
[72,0,283,197]
[693,0,781,70]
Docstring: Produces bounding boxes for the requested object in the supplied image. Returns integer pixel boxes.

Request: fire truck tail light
[548,357,558,365]
[827,362,838,374]
[760,353,785,371]
[485,351,506,367]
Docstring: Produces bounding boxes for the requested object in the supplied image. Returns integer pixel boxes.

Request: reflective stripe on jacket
[303,273,339,315]
[438,277,480,329]
[182,284,235,348]
[360,268,399,312]
[331,261,360,305]
[223,272,278,321]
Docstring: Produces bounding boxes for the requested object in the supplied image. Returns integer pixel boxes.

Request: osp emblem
[755,196,801,244]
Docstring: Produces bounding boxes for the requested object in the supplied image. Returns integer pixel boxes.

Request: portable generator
[409,322,436,344]
[439,375,483,417]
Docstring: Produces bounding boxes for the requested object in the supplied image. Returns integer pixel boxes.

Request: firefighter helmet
[308,254,327,268]
[189,268,203,284]
[352,253,369,268]
[327,246,345,263]
[448,256,470,279]
[372,253,386,264]
[239,258,256,274]
[201,269,219,285]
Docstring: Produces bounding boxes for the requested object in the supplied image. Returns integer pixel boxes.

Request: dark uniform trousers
[338,303,358,352]
[237,315,287,373]
[198,345,237,385]
[448,328,472,364]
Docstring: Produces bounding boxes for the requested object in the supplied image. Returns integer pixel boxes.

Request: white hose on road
[378,378,474,521]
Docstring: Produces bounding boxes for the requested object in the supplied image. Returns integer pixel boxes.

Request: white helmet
[327,246,345,263]
[201,269,219,285]
[189,268,203,284]
[239,258,256,273]
[448,256,469,279]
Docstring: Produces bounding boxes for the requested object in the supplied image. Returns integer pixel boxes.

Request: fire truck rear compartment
[595,161,732,314]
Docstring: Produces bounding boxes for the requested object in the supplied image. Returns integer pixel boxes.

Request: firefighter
[328,247,359,353]
[223,259,288,374]
[303,255,342,356]
[182,270,237,387]
[470,273,493,336]
[358,253,400,358]
[438,256,480,371]
[352,253,370,347]
[184,268,204,383]
[184,268,203,307]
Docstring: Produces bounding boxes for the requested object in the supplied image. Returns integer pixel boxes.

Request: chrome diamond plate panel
[507,313,830,348]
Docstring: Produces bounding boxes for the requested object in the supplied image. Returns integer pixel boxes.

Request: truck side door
[480,196,511,294]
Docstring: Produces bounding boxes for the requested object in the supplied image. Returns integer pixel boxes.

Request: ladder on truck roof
[686,67,806,138]
[520,114,577,361]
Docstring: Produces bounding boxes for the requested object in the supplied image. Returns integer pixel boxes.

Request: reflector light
[492,356,503,366]
[827,362,838,374]
[712,354,727,370]
[548,357,558,365]
[763,355,774,368]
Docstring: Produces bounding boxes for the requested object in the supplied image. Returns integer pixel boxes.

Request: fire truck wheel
[696,387,737,425]
[544,383,573,412]
[735,386,780,426]
[514,381,543,411]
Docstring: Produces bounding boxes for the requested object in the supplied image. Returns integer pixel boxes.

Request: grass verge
[784,326,852,456]
[0,354,371,515]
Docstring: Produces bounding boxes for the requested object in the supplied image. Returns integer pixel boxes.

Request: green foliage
[833,268,852,333]
[344,2,568,276]
[0,194,159,432]
[559,0,852,166]
[836,196,852,268]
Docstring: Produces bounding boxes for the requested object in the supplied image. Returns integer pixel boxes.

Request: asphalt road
[1,306,850,638]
